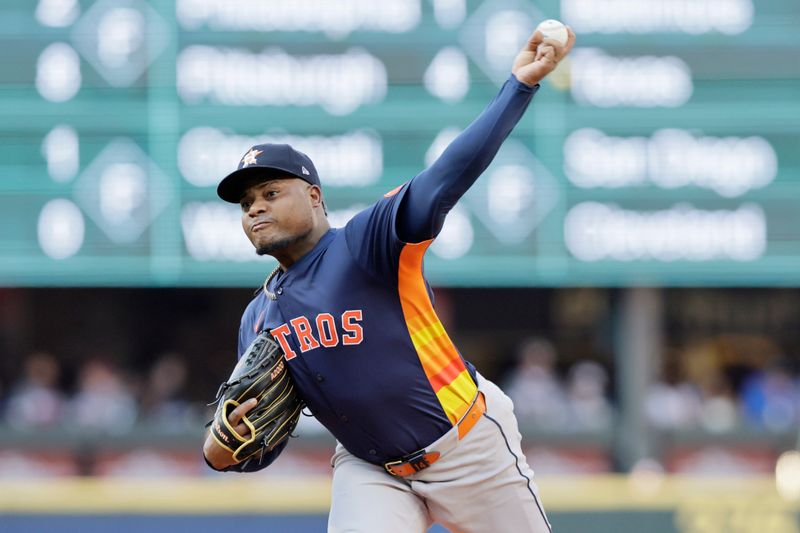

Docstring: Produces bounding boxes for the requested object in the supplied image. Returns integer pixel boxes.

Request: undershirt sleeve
[345,73,539,280]
[397,74,539,243]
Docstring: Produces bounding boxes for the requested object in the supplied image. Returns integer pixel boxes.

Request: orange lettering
[341,310,364,345]
[270,324,297,360]
[316,313,339,347]
[290,316,321,353]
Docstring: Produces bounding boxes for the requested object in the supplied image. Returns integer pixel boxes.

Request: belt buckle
[384,449,431,476]
[383,458,403,476]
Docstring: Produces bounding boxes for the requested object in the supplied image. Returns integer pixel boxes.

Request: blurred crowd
[643,338,800,434]
[1,351,202,434]
[501,337,613,432]
[2,338,799,436]
[501,336,800,434]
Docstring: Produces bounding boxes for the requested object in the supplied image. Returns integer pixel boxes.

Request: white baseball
[536,19,568,46]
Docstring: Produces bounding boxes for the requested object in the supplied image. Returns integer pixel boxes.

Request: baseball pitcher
[203,25,576,533]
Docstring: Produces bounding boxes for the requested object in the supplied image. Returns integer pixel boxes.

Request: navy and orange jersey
[230,75,538,471]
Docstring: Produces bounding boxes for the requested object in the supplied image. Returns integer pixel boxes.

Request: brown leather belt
[384,392,486,477]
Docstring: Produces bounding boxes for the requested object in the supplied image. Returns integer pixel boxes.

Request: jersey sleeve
[237,296,262,358]
[237,320,247,359]
[397,74,538,243]
[344,74,537,281]
[344,183,411,282]
[237,322,245,359]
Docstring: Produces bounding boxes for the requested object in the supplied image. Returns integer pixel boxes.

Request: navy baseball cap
[217,143,321,203]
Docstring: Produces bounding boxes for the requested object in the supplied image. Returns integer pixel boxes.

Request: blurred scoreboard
[1,0,799,287]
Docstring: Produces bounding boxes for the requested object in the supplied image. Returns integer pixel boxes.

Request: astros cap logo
[242,148,262,167]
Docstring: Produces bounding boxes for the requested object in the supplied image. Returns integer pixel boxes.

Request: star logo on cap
[241,148,262,167]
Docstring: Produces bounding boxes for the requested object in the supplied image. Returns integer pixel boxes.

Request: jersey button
[369,449,377,456]
[316,373,324,382]
[276,287,283,295]
[340,415,349,423]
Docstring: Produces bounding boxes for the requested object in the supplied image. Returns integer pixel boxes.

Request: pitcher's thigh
[419,378,551,533]
[446,416,550,532]
[423,420,551,532]
[328,455,431,533]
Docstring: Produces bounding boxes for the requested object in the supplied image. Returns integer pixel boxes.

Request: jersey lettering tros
[233,75,538,471]
[271,309,364,358]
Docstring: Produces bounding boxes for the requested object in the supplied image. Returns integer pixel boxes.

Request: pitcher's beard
[255,228,312,256]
